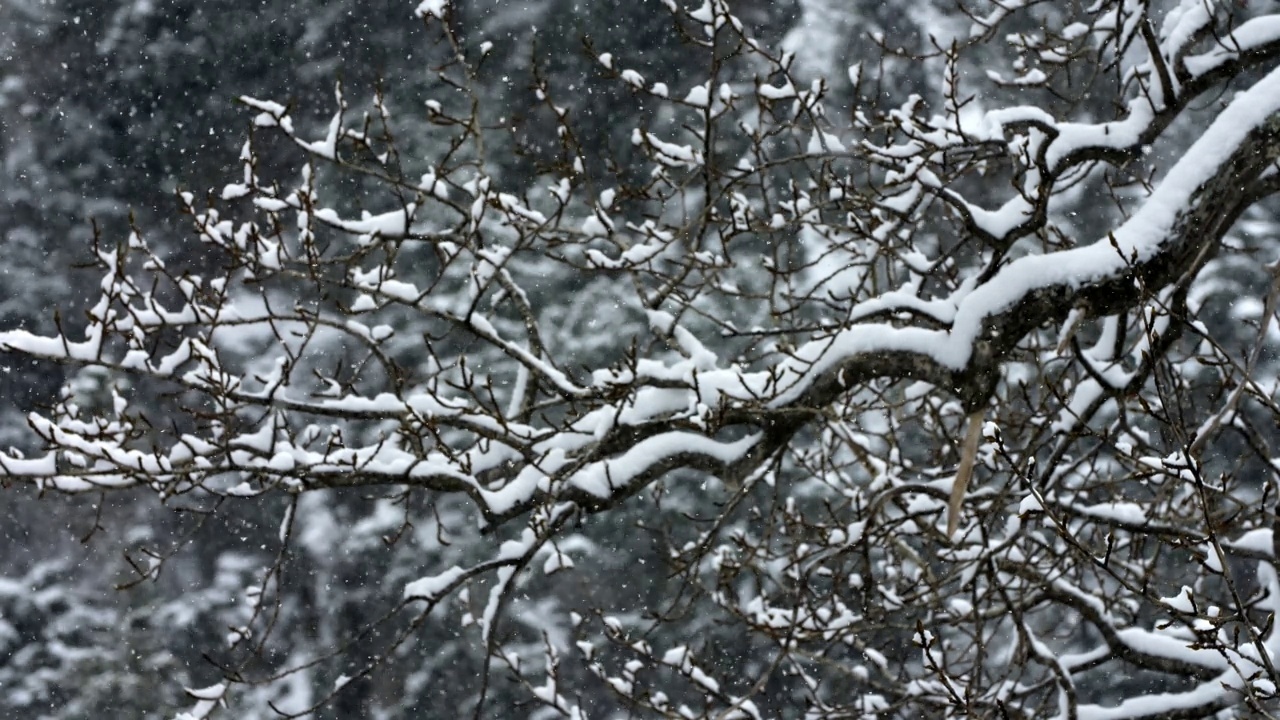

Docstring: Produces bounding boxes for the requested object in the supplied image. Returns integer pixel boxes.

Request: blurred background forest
[3,1,1277,717]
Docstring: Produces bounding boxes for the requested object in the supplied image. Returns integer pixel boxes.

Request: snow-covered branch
[8,0,1280,716]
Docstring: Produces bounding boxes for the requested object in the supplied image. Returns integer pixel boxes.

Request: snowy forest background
[4,0,1280,718]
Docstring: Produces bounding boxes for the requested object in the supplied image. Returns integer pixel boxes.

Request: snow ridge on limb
[778,60,1280,413]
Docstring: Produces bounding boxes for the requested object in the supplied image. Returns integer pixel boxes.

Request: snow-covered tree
[7,0,1280,717]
